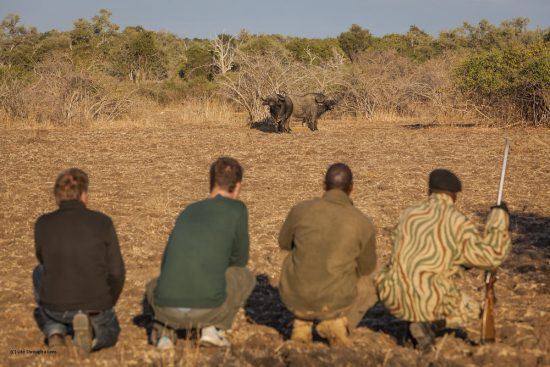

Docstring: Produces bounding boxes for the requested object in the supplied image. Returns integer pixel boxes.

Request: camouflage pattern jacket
[375,193,511,324]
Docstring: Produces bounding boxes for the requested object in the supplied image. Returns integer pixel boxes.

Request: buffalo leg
[283,118,291,133]
[307,118,315,131]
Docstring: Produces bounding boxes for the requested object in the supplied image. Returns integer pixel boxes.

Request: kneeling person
[33,168,125,353]
[147,157,255,349]
[376,169,511,350]
[278,163,377,346]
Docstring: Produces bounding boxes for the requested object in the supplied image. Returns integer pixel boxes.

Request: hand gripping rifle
[480,137,510,344]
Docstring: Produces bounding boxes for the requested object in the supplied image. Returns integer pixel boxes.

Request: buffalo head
[261,94,286,107]
[315,94,337,111]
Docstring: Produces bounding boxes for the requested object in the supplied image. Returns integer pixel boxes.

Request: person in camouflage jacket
[375,169,511,349]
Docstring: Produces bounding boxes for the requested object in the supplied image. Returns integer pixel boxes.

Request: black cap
[429,169,462,193]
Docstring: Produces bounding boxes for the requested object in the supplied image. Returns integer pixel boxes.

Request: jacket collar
[322,189,353,206]
[429,192,454,206]
[58,199,86,210]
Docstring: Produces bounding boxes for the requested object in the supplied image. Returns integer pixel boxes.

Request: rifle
[480,137,510,344]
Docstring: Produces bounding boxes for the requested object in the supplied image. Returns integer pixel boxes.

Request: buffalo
[291,93,337,131]
[261,94,293,133]
[262,92,336,132]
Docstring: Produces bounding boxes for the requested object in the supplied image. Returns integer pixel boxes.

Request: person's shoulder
[290,197,322,214]
[401,198,431,217]
[447,205,470,226]
[35,210,56,227]
[349,206,376,230]
[85,208,115,227]
[187,196,247,214]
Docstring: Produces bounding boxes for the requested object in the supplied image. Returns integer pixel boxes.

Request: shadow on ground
[250,118,278,133]
[244,274,468,346]
[509,211,550,253]
[402,122,476,129]
[475,210,549,290]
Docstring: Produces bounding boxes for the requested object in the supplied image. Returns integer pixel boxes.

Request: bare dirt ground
[1,114,549,366]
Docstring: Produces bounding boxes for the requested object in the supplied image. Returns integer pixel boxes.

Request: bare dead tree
[210,34,237,75]
[219,49,346,123]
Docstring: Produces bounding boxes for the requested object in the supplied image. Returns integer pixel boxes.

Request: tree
[210,34,237,75]
[91,9,119,47]
[112,26,167,82]
[405,25,435,61]
[337,24,373,62]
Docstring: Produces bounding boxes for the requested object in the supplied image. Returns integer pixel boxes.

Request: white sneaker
[156,336,174,350]
[199,326,230,347]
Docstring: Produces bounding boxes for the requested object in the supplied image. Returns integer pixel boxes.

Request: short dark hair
[325,163,353,193]
[209,157,243,192]
[54,168,89,204]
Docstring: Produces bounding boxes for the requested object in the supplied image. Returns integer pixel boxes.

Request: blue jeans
[32,265,120,351]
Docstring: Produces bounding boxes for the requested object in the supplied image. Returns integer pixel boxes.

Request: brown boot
[47,334,66,350]
[316,317,352,347]
[291,319,313,344]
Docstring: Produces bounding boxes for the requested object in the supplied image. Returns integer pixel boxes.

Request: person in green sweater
[145,157,255,349]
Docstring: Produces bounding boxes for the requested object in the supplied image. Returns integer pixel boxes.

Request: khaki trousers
[146,267,255,330]
[290,275,378,330]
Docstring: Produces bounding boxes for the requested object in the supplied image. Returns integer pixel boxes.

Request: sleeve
[278,206,297,251]
[34,218,44,264]
[229,205,250,267]
[357,220,377,276]
[160,231,173,269]
[455,208,511,269]
[105,218,126,306]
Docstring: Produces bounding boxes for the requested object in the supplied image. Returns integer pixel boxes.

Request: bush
[0,55,134,124]
[457,43,549,125]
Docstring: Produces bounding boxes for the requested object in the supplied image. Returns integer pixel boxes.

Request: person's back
[278,163,377,347]
[146,157,255,350]
[376,169,511,350]
[279,190,375,313]
[376,193,469,322]
[33,168,125,354]
[154,195,248,308]
[36,201,123,312]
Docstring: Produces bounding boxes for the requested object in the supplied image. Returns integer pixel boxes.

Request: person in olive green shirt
[146,157,255,349]
[278,163,377,347]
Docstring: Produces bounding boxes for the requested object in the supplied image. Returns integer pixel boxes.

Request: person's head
[428,169,462,202]
[54,168,89,205]
[324,163,353,195]
[209,157,243,198]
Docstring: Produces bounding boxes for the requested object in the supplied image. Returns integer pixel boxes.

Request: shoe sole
[47,335,66,350]
[73,313,92,354]
[199,338,230,348]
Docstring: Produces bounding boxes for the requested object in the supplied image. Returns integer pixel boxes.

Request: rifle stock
[480,270,496,343]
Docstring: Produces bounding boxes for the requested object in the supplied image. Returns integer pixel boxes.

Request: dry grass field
[1,110,549,366]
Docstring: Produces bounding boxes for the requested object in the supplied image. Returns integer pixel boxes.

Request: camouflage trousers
[146,267,255,331]
[288,275,378,330]
[445,293,482,328]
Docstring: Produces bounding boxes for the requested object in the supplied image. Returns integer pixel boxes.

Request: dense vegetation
[1,10,548,125]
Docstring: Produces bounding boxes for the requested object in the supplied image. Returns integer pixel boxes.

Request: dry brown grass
[0,112,548,366]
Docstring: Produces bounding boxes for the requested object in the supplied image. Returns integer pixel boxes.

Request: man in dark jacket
[33,168,125,353]
[278,163,377,347]
[146,157,255,349]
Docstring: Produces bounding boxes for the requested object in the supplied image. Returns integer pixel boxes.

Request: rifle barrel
[497,138,511,206]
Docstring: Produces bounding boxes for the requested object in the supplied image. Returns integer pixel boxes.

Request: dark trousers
[32,265,120,351]
[146,266,255,331]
